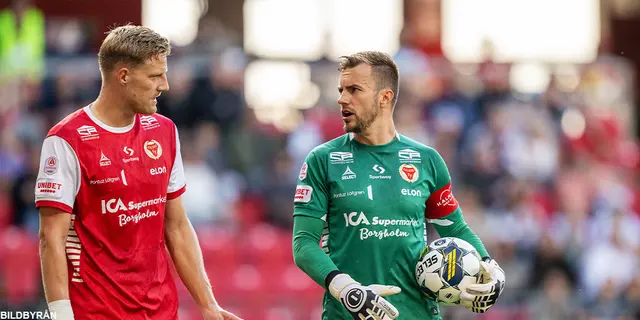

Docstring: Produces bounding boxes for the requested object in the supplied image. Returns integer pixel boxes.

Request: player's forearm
[39,233,70,303]
[165,220,218,309]
[432,209,489,258]
[292,215,339,288]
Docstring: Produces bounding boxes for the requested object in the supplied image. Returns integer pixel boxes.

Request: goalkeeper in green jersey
[291,51,505,320]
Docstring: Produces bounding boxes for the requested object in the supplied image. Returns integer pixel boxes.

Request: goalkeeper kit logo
[343,211,419,240]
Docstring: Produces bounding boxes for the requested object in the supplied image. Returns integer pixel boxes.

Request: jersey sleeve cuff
[167,185,186,200]
[36,200,73,213]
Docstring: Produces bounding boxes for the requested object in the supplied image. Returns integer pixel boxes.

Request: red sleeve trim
[167,185,186,200]
[36,200,73,214]
[425,182,459,219]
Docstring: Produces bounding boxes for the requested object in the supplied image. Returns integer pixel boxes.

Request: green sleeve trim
[430,208,489,258]
[292,215,338,288]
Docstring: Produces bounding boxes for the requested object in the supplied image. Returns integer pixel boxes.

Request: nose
[159,74,170,92]
[337,91,349,106]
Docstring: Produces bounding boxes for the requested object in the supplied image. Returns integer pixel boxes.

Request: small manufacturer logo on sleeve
[43,156,58,175]
[299,162,308,180]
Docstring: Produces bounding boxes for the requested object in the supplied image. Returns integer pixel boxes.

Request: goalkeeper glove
[327,272,401,320]
[460,258,505,313]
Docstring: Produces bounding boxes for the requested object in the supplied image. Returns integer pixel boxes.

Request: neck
[91,85,135,127]
[353,115,397,145]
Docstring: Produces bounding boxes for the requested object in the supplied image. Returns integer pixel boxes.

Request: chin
[137,105,157,115]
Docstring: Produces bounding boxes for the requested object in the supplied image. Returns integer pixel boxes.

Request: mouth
[342,110,355,120]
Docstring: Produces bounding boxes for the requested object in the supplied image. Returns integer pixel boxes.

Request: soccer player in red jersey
[35,26,241,320]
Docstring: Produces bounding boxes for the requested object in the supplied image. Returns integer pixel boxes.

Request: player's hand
[328,273,400,320]
[201,305,243,320]
[460,258,505,313]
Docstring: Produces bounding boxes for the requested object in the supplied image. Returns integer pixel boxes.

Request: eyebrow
[338,84,361,92]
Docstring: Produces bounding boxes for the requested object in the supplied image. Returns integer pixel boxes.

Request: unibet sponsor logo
[100,196,166,227]
[333,190,365,198]
[343,211,420,240]
[401,188,422,197]
[294,185,313,203]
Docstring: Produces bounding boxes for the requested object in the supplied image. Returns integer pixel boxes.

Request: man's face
[123,55,169,115]
[337,64,380,133]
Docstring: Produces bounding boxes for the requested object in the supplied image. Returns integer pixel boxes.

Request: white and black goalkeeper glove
[327,272,401,320]
[460,258,505,313]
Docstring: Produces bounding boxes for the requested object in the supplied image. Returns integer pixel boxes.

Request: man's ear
[116,67,130,86]
[379,88,395,108]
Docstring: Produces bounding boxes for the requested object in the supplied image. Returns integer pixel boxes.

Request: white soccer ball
[415,237,482,306]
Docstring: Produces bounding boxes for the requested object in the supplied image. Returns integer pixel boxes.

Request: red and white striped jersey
[35,105,186,320]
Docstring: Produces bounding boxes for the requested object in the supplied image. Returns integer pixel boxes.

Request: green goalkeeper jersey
[293,133,465,320]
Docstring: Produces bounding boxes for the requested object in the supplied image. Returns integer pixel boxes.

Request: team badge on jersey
[299,162,308,180]
[399,164,419,183]
[144,140,163,160]
[43,156,58,175]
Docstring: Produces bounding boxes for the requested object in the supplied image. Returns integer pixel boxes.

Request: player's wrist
[48,299,74,319]
[324,270,344,289]
[327,272,359,300]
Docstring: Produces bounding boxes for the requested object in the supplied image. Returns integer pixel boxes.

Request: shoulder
[47,108,90,139]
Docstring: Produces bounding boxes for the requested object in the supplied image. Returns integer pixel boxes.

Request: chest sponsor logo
[35,178,63,199]
[342,166,356,180]
[101,196,166,227]
[343,211,420,240]
[399,164,419,183]
[77,125,99,141]
[330,152,354,164]
[401,188,422,197]
[140,115,160,130]
[369,165,391,180]
[298,162,308,180]
[99,152,111,166]
[294,185,313,203]
[150,166,167,175]
[333,190,365,198]
[122,146,140,163]
[398,149,421,163]
[43,156,58,175]
[90,176,120,185]
[144,140,163,160]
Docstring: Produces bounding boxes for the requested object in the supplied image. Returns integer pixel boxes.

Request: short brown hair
[98,25,171,72]
[338,51,400,108]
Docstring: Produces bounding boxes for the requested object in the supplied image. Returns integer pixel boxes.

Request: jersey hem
[36,200,73,213]
[167,185,186,200]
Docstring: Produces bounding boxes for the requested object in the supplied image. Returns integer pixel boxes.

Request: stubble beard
[344,98,380,134]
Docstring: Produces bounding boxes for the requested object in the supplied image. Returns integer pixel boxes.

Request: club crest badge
[144,140,162,160]
[399,164,419,183]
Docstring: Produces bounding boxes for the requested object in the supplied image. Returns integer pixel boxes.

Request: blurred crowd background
[1,0,640,319]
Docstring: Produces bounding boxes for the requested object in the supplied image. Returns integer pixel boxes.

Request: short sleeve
[167,125,186,199]
[35,136,80,213]
[424,148,459,219]
[293,150,329,220]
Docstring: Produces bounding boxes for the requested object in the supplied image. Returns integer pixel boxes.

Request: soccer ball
[415,237,482,306]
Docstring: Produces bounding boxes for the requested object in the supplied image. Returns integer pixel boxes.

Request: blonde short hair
[98,25,171,72]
